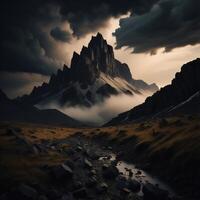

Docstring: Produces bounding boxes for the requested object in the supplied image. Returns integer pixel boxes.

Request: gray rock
[86,176,98,187]
[64,160,75,170]
[51,164,73,180]
[120,188,131,195]
[72,181,83,190]
[84,158,93,169]
[89,169,97,176]
[96,182,108,194]
[76,146,83,151]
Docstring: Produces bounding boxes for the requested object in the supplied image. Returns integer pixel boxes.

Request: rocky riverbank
[0,125,180,200]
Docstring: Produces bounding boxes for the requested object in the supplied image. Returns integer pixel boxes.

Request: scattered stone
[76,146,83,151]
[32,145,40,155]
[50,164,73,180]
[96,182,108,194]
[121,188,131,195]
[84,158,93,169]
[72,181,83,190]
[86,150,100,160]
[64,160,75,170]
[89,169,97,176]
[85,176,98,187]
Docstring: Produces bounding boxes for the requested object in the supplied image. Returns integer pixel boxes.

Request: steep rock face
[107,58,200,125]
[17,33,158,107]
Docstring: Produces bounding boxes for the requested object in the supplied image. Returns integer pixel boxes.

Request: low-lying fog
[36,93,149,126]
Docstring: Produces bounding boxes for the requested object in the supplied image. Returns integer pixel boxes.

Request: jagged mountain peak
[18,33,158,108]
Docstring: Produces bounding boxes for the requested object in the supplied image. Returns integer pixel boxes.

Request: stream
[51,135,176,199]
[99,153,175,198]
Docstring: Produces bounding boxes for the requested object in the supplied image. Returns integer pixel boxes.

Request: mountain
[17,33,158,107]
[107,58,200,125]
[0,89,83,127]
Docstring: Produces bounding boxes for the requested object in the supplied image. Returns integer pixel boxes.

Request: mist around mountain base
[36,92,150,126]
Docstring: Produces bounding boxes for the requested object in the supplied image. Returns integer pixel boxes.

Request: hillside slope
[107,58,200,125]
[0,89,83,127]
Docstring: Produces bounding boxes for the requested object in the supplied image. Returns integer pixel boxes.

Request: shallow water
[102,154,175,197]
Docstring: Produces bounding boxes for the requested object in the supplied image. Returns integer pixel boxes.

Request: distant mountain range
[0,89,83,127]
[107,58,200,125]
[16,33,158,108]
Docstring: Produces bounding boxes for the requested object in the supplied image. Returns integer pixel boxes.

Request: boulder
[84,158,93,169]
[85,176,98,187]
[50,164,73,180]
[64,160,75,170]
[102,165,119,179]
[120,188,131,195]
[89,169,97,176]
[96,182,108,194]
[72,181,83,190]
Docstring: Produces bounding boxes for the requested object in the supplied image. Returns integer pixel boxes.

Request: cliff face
[17,33,158,107]
[107,58,200,125]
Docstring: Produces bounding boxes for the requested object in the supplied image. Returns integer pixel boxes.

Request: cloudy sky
[1,0,200,98]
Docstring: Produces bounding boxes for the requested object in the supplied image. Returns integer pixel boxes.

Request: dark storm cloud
[0,1,63,75]
[0,0,158,74]
[59,0,159,37]
[114,0,200,54]
[0,72,49,98]
[50,27,72,42]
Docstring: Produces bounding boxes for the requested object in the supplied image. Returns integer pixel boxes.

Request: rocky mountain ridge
[107,58,200,125]
[17,33,158,107]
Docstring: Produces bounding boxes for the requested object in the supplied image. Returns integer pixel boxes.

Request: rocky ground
[0,123,182,200]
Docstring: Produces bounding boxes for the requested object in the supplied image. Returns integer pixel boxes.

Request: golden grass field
[1,115,200,198]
